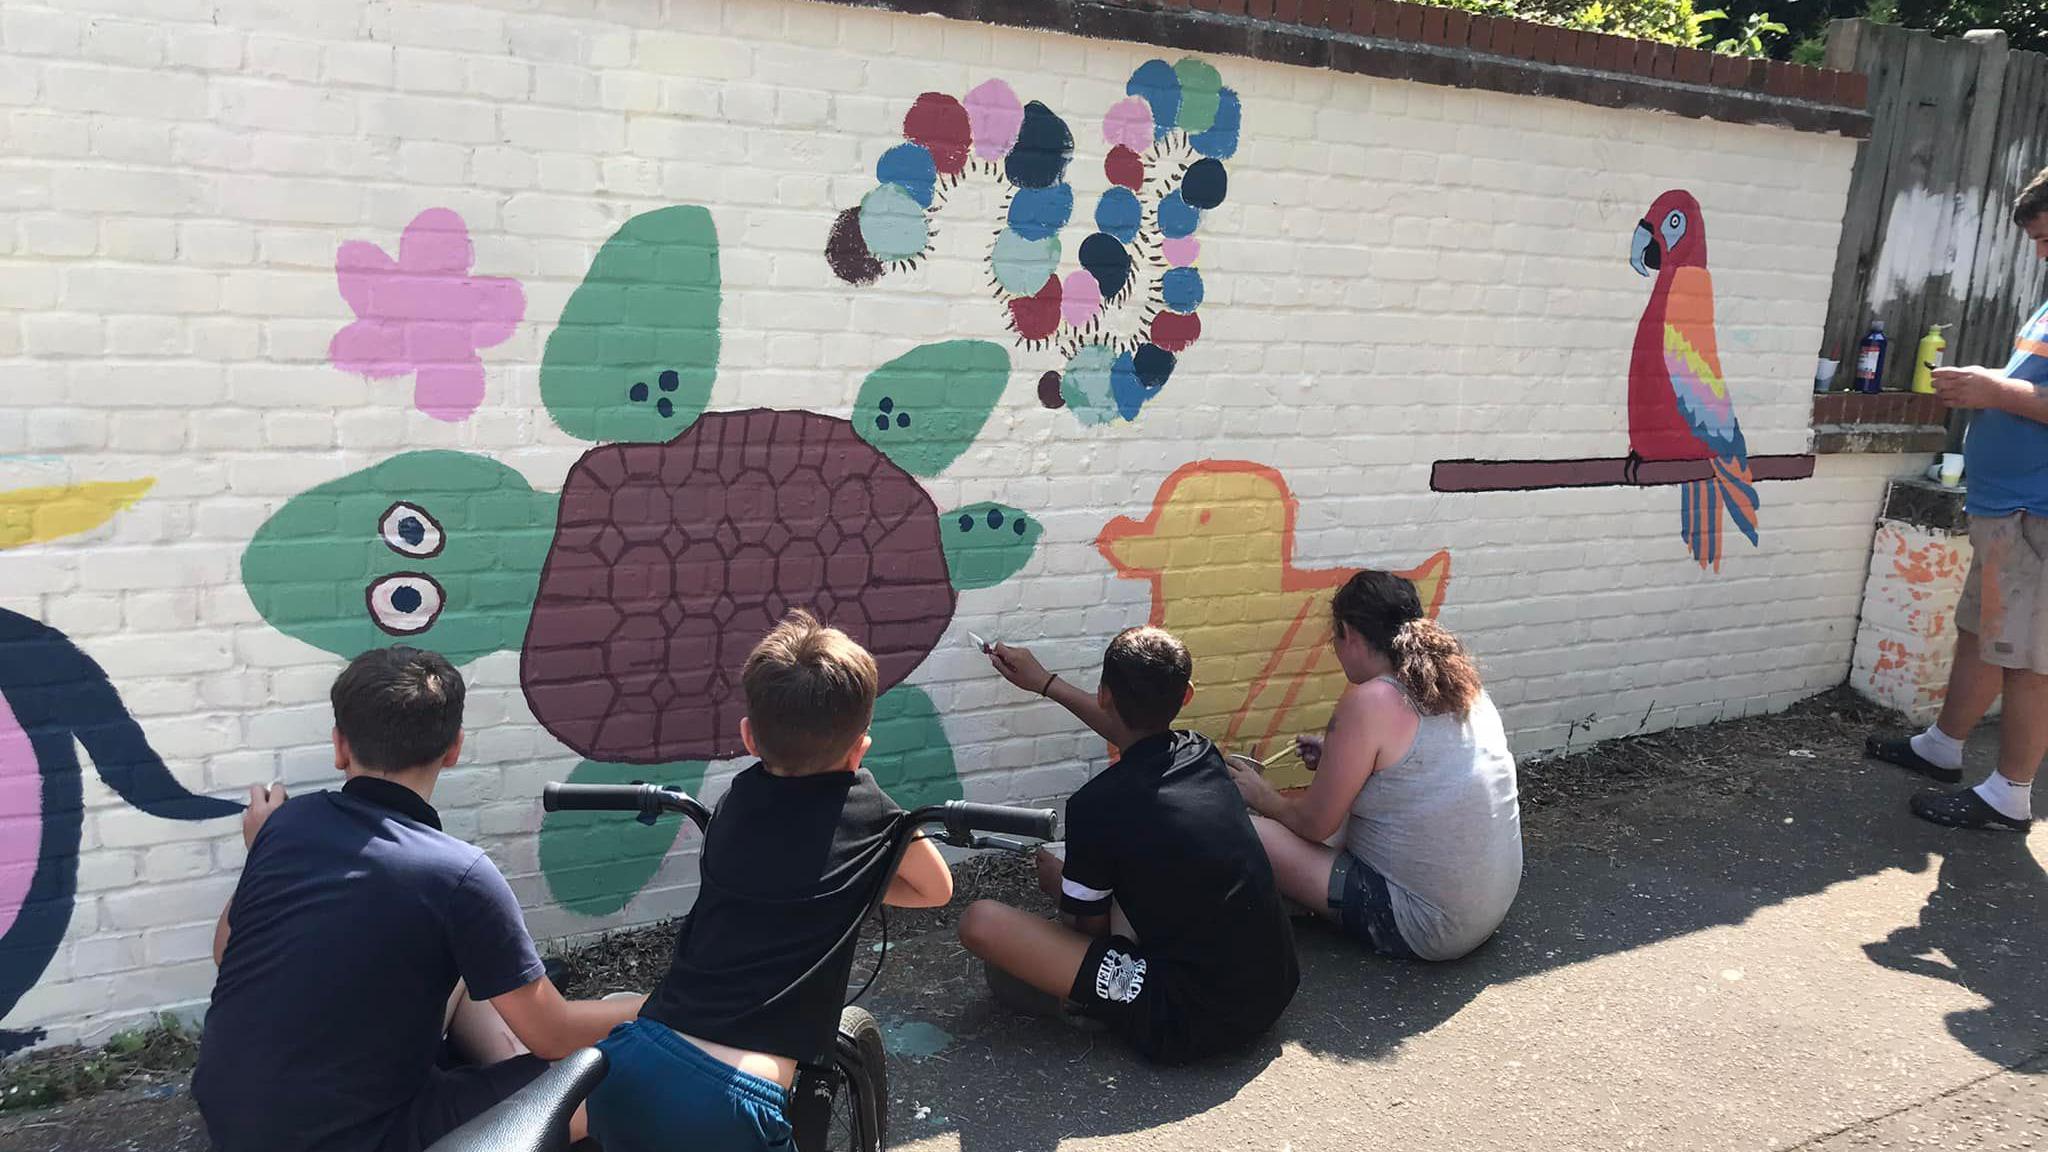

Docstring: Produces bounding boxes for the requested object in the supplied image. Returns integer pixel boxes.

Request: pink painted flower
[329,209,525,422]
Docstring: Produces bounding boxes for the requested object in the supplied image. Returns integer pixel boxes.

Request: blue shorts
[1329,852,1419,960]
[588,1019,794,1152]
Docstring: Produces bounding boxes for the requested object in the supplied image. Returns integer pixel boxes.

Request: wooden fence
[1821,20,2048,397]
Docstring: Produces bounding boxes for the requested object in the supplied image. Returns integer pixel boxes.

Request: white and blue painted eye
[378,501,444,559]
[366,573,445,635]
[1660,209,1687,251]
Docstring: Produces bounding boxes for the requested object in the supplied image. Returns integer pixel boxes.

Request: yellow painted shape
[1099,460,1451,790]
[0,479,155,550]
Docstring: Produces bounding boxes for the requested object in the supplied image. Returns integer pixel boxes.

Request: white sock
[1910,725,1966,771]
[1973,774,2034,822]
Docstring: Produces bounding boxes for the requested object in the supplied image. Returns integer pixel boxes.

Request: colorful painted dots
[958,507,1030,537]
[875,396,911,431]
[627,369,683,419]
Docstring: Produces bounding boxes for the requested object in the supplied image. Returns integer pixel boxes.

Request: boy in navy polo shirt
[194,647,644,1152]
[958,627,1299,1064]
[1869,166,2048,834]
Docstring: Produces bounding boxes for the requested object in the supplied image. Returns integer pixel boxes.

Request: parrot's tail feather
[1679,459,1761,570]
[1714,456,1760,547]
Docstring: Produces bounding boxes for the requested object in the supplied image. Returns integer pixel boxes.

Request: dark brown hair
[331,646,465,772]
[1100,626,1192,732]
[2014,165,2048,228]
[1331,570,1481,718]
[741,609,878,774]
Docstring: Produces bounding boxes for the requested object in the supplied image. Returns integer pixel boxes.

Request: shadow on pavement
[865,736,2047,1151]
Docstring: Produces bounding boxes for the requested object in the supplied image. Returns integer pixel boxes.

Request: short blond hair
[741,609,878,774]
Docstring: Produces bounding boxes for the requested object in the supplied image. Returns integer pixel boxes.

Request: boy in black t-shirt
[588,610,953,1152]
[960,627,1300,1063]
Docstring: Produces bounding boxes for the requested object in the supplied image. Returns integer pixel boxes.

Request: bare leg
[1034,846,1062,899]
[1995,668,2048,785]
[1935,628,2005,741]
[445,981,529,1065]
[1249,814,1341,923]
[957,900,1094,1000]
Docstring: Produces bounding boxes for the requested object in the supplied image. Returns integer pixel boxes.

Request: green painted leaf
[865,685,961,809]
[852,340,1009,477]
[940,502,1041,590]
[540,205,720,444]
[239,450,553,665]
[539,758,708,918]
[1173,58,1223,134]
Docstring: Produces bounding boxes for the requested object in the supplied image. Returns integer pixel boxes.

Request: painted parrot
[1629,189,1759,571]
[0,608,239,1051]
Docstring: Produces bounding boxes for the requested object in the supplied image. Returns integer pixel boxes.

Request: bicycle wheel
[830,1006,888,1152]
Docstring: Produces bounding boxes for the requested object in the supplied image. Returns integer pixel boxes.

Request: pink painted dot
[1102,98,1154,154]
[1162,237,1201,267]
[964,79,1024,162]
[1061,270,1102,329]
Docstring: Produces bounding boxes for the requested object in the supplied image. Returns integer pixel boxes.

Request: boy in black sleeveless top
[960,626,1299,1064]
[588,610,953,1152]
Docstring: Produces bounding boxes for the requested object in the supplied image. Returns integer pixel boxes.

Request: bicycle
[424,780,1060,1152]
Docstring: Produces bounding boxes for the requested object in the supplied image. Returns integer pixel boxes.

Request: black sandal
[1910,787,2032,833]
[1865,734,1963,784]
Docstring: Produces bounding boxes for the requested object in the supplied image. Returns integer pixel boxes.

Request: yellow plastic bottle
[1911,324,1948,394]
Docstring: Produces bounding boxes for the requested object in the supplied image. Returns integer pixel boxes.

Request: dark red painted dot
[1037,371,1065,409]
[1105,145,1145,191]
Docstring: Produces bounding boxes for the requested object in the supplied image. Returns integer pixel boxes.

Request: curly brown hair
[1330,570,1482,718]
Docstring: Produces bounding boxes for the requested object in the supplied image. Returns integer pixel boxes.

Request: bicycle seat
[423,1048,608,1152]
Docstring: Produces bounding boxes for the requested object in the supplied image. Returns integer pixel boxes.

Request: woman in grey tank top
[1226,571,1522,961]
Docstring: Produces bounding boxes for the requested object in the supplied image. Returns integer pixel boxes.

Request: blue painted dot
[657,397,674,418]
[629,382,649,402]
[1158,189,1200,239]
[398,517,425,547]
[1012,518,1027,536]
[958,514,974,531]
[879,397,894,413]
[1094,187,1143,244]
[1190,88,1242,160]
[876,415,891,431]
[1111,350,1146,420]
[1127,59,1182,140]
[392,586,423,613]
[1008,183,1074,242]
[987,508,1005,529]
[1161,267,1205,313]
[895,412,910,428]
[658,369,679,392]
[876,142,939,208]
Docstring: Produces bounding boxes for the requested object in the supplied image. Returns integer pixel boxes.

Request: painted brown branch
[1429,454,1818,492]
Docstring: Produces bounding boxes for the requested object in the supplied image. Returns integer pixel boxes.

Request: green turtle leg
[852,340,1010,478]
[865,685,962,809]
[538,758,709,918]
[940,501,1042,590]
[239,450,552,665]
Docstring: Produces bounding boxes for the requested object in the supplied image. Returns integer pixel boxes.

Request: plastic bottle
[1855,320,1888,393]
[1910,324,1947,394]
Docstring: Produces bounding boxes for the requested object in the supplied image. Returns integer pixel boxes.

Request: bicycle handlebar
[935,800,1058,842]
[542,782,659,811]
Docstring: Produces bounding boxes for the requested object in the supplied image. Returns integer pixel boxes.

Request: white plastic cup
[1940,452,1964,487]
[1815,359,1840,393]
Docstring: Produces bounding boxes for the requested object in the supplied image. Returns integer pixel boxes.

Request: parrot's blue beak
[1630,221,1658,277]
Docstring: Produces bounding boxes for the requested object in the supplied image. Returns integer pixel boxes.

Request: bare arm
[1227,681,1414,843]
[212,905,231,966]
[988,643,1133,747]
[489,978,646,1061]
[214,783,289,967]
[884,835,954,909]
[1932,367,2048,425]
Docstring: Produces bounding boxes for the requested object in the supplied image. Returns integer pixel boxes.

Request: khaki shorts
[1957,511,2048,674]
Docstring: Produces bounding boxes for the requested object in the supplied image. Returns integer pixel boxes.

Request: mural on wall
[245,206,1041,916]
[0,507,241,1048]
[1099,460,1451,791]
[0,480,154,552]
[826,58,1239,425]
[1428,190,1816,571]
[330,208,526,423]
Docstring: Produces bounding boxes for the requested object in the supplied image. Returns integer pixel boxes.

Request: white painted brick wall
[0,0,1908,1046]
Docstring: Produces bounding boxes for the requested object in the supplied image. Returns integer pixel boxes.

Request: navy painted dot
[879,397,894,413]
[658,369,679,392]
[1181,158,1228,210]
[629,382,649,402]
[398,517,426,547]
[392,586,423,613]
[876,415,891,431]
[1005,101,1074,190]
[958,514,974,531]
[1012,518,1027,536]
[657,398,674,418]
[986,508,1004,529]
[895,412,910,428]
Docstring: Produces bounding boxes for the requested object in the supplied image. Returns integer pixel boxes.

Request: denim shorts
[1329,851,1420,960]
[588,1019,793,1152]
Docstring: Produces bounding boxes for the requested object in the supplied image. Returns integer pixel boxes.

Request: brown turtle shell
[520,408,955,764]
